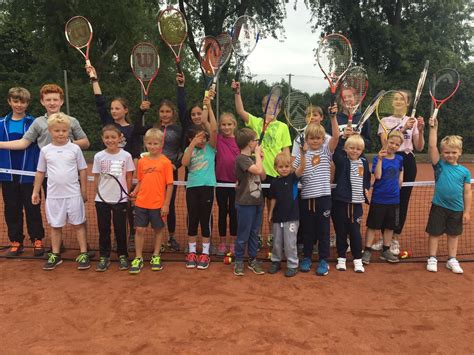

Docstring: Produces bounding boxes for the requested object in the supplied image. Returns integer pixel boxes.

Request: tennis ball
[224,253,233,264]
[267,252,272,259]
[400,250,410,259]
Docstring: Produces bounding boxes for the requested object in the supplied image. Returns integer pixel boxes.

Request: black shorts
[366,203,399,230]
[262,175,276,199]
[134,206,165,229]
[426,204,463,236]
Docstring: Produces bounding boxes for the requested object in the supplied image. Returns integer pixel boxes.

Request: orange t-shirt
[135,155,174,209]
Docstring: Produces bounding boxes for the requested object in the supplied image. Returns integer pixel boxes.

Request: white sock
[189,242,196,253]
[202,242,210,255]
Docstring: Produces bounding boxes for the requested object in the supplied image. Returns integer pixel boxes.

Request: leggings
[216,184,237,237]
[166,170,178,234]
[186,186,214,237]
[395,152,417,235]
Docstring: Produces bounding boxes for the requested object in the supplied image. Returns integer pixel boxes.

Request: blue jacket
[0,113,40,183]
[332,151,371,204]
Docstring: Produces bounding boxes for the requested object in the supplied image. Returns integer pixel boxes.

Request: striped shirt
[350,159,365,203]
[293,143,332,199]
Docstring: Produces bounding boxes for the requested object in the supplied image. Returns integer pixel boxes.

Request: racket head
[375,90,408,135]
[264,85,283,118]
[411,60,429,116]
[216,32,233,72]
[283,91,311,133]
[316,33,352,89]
[231,15,259,58]
[65,16,93,50]
[157,7,188,47]
[340,66,368,118]
[199,36,222,79]
[429,68,460,103]
[354,89,385,133]
[97,173,127,205]
[130,42,160,95]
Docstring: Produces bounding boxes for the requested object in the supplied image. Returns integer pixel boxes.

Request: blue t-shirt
[8,118,26,171]
[432,160,471,212]
[186,143,216,188]
[371,155,403,204]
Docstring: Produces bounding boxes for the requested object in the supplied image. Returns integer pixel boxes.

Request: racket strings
[200,37,222,76]
[317,36,352,79]
[66,17,91,48]
[284,92,310,131]
[159,10,187,46]
[216,33,233,69]
[341,66,368,115]
[429,69,460,100]
[131,44,159,81]
[232,17,258,57]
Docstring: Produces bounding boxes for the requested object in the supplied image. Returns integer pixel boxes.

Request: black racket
[97,173,131,205]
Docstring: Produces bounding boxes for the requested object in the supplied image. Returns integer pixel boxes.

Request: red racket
[199,36,222,110]
[65,16,94,78]
[130,42,160,100]
[157,7,187,74]
[429,68,460,120]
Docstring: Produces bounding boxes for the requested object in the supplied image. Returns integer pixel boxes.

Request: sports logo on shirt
[311,155,320,166]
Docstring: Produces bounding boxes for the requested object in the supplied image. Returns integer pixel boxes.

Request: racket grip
[330,92,336,107]
[176,60,183,74]
[203,90,209,110]
[235,69,241,82]
[410,108,416,117]
[432,108,439,120]
[86,60,97,79]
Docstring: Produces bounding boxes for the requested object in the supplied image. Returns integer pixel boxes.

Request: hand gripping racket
[283,91,311,146]
[231,15,259,82]
[260,85,282,143]
[65,16,95,78]
[429,68,460,120]
[340,66,368,127]
[375,90,408,144]
[353,90,385,134]
[411,60,429,117]
[130,42,160,100]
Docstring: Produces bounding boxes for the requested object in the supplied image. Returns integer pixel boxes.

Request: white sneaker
[336,257,346,271]
[390,239,400,256]
[371,239,383,251]
[446,258,463,274]
[426,257,438,272]
[330,236,336,248]
[353,259,365,273]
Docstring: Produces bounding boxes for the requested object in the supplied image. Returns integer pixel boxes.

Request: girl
[181,95,217,270]
[215,112,239,256]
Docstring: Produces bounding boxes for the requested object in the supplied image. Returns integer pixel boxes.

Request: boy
[361,131,404,265]
[232,80,292,248]
[233,128,266,276]
[0,87,45,256]
[267,152,300,277]
[426,118,471,273]
[31,113,89,270]
[129,128,173,274]
[332,135,371,273]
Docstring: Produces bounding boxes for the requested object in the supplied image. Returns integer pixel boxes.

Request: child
[425,118,471,273]
[267,152,300,277]
[232,80,292,248]
[233,128,266,276]
[293,115,340,276]
[31,113,89,270]
[332,135,371,273]
[129,128,174,274]
[181,96,217,270]
[215,112,239,256]
[291,105,330,157]
[361,131,404,265]
[0,87,45,257]
[92,125,135,271]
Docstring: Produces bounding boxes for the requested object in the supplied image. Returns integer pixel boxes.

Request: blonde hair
[305,105,324,124]
[441,135,463,151]
[8,87,31,103]
[144,128,164,142]
[47,112,70,128]
[219,112,237,129]
[344,134,365,150]
[305,122,326,140]
[387,130,404,144]
[274,151,291,168]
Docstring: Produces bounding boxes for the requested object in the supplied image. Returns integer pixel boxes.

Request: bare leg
[74,223,87,253]
[447,235,460,258]
[428,235,440,257]
[365,228,377,248]
[382,229,394,248]
[51,227,62,254]
[153,228,164,256]
[135,227,146,258]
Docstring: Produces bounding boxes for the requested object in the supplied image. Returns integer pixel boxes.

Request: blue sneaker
[316,259,329,276]
[300,257,312,272]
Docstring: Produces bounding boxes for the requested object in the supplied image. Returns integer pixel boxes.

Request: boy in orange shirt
[129,128,174,274]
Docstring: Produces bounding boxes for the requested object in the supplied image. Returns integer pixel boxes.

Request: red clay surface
[1,259,473,353]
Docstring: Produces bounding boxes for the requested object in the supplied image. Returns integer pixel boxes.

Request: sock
[189,242,197,253]
[429,255,437,260]
[382,245,389,252]
[448,256,456,261]
[202,242,210,255]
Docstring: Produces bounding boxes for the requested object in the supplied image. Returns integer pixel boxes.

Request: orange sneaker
[7,242,24,256]
[33,239,45,257]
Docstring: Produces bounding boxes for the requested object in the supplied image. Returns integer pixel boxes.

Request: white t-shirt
[92,149,135,202]
[291,133,331,157]
[377,115,419,153]
[37,142,87,198]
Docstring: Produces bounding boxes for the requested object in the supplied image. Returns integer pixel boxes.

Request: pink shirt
[216,134,240,182]
[377,115,419,154]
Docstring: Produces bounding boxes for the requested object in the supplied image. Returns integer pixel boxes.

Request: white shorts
[45,196,86,228]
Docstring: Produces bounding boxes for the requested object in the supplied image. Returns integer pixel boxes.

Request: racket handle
[85,60,97,79]
[176,60,183,74]
[432,108,439,120]
[203,90,209,110]
[235,69,241,82]
[330,92,336,107]
[410,108,416,117]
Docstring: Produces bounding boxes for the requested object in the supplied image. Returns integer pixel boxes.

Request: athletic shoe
[336,257,347,271]
[186,252,198,269]
[361,250,372,265]
[234,261,244,276]
[33,239,45,257]
[329,236,336,248]
[446,258,463,274]
[268,262,281,274]
[150,255,163,271]
[167,235,180,251]
[128,234,135,252]
[76,253,91,270]
[129,257,144,274]
[285,268,298,277]
[390,239,400,256]
[216,242,226,256]
[380,249,399,263]
[266,234,273,247]
[197,254,210,270]
[118,255,129,270]
[353,259,365,273]
[248,259,265,275]
[300,257,312,272]
[371,239,383,251]
[426,257,438,272]
[316,260,329,276]
[43,253,63,270]
[7,242,24,256]
[96,257,111,272]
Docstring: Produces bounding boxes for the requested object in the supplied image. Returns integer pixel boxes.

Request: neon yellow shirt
[246,113,292,177]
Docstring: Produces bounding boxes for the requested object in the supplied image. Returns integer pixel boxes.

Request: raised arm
[328,106,341,153]
[204,92,217,148]
[86,64,112,127]
[374,152,385,180]
[428,117,440,166]
[176,73,189,129]
[413,116,425,152]
[232,80,249,124]
[294,146,306,177]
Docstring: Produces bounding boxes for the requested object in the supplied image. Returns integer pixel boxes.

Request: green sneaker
[248,258,265,275]
[234,261,244,276]
[43,253,63,271]
[129,257,144,274]
[76,253,91,270]
[95,257,111,272]
[150,255,163,271]
[118,255,129,270]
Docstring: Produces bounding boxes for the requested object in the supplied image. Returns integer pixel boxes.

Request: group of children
[0,75,471,276]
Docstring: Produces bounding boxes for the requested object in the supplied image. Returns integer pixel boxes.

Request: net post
[63,69,70,115]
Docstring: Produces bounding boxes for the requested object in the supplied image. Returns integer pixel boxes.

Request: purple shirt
[216,134,239,182]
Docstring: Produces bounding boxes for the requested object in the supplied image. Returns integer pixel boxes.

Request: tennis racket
[340,66,368,127]
[353,90,385,134]
[316,33,352,106]
[65,16,95,78]
[157,7,188,74]
[283,91,311,146]
[97,172,131,206]
[375,90,408,143]
[411,60,429,117]
[260,85,282,143]
[231,15,259,81]
[215,32,233,82]
[199,36,222,109]
[429,68,460,120]
[130,42,160,100]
